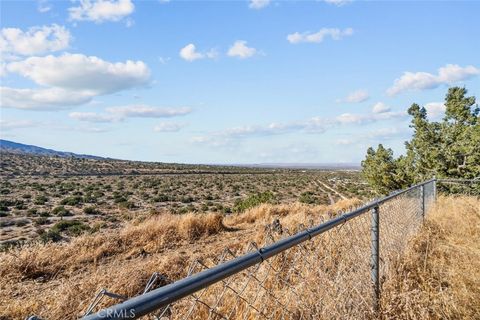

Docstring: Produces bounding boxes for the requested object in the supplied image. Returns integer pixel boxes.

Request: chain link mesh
[85,180,443,320]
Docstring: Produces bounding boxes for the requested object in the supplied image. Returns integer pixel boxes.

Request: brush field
[0,152,371,248]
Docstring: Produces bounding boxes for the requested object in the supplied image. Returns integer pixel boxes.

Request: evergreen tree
[361,87,479,194]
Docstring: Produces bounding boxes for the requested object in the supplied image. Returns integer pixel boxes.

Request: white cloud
[2,54,150,110]
[371,102,391,114]
[387,64,480,96]
[68,0,135,23]
[158,56,171,64]
[194,107,407,147]
[153,122,185,132]
[249,0,270,9]
[227,40,257,59]
[179,44,203,62]
[0,24,71,57]
[0,87,93,110]
[335,127,405,145]
[69,112,119,123]
[106,105,191,118]
[38,0,52,13]
[179,43,217,62]
[7,53,150,95]
[424,102,446,119]
[0,119,37,131]
[324,0,352,6]
[287,27,353,44]
[69,105,192,123]
[335,111,405,124]
[337,89,369,103]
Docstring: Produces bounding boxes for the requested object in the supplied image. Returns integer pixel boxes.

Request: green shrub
[52,206,72,216]
[14,219,30,227]
[299,191,318,204]
[51,220,90,236]
[118,201,136,209]
[39,211,51,217]
[27,208,38,216]
[34,195,48,205]
[233,191,275,213]
[83,206,101,215]
[152,194,169,202]
[34,217,50,226]
[40,229,62,243]
[60,195,83,206]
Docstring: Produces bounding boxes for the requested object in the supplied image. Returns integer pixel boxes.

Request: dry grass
[0,200,359,320]
[0,212,225,283]
[1,196,477,320]
[381,195,480,319]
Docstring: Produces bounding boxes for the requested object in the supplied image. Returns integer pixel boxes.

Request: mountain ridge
[0,139,105,160]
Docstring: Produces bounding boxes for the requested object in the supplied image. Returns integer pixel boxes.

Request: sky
[0,0,479,164]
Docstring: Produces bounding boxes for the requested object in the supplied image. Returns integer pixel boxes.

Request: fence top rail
[438,178,479,183]
[81,178,436,320]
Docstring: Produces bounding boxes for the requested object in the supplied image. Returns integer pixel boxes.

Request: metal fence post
[421,184,425,219]
[433,176,437,200]
[371,205,380,313]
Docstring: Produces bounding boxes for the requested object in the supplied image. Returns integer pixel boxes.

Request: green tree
[362,87,479,194]
[361,144,405,195]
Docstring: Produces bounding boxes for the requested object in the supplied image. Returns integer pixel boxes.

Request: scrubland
[0,153,371,245]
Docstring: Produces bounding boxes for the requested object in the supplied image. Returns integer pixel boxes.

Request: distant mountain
[0,139,105,160]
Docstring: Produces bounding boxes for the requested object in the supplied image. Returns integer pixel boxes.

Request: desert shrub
[34,217,50,226]
[0,211,9,217]
[39,229,62,243]
[0,220,14,227]
[22,194,32,199]
[15,219,30,227]
[27,208,38,216]
[233,191,275,213]
[14,200,26,210]
[38,211,51,217]
[299,191,318,204]
[60,195,83,206]
[52,206,72,217]
[153,194,169,202]
[0,188,11,195]
[0,199,14,210]
[83,206,101,215]
[181,196,194,203]
[118,201,136,209]
[50,220,90,236]
[34,195,48,205]
[0,239,21,251]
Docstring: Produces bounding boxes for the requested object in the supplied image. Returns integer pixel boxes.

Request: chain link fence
[82,178,460,320]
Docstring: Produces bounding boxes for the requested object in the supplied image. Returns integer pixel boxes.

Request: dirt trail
[317,180,347,200]
[313,181,335,205]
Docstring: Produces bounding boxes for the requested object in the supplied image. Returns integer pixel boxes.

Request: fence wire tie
[83,288,126,316]
[250,241,266,263]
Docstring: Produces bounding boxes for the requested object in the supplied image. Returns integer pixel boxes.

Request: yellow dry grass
[381,195,480,319]
[0,200,360,320]
[1,196,477,320]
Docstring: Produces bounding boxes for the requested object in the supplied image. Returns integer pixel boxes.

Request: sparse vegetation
[0,154,372,244]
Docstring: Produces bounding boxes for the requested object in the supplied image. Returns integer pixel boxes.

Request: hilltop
[0,139,105,160]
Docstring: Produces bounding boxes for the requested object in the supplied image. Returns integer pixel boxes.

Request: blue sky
[1,0,479,164]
